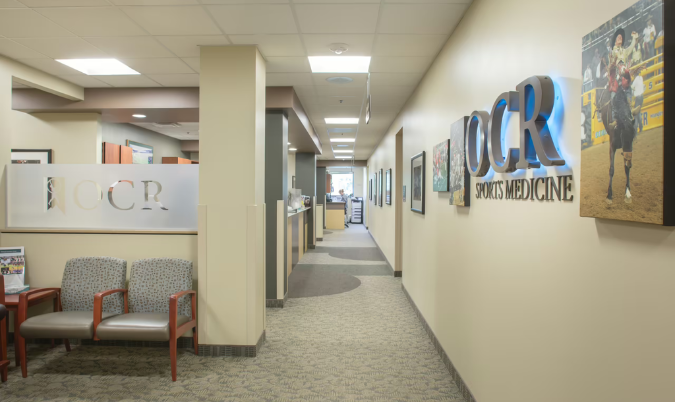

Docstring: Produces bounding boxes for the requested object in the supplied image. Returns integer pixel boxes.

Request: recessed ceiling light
[289,148,297,151]
[336,156,353,159]
[56,59,140,76]
[326,77,353,85]
[337,144,349,147]
[325,118,359,124]
[288,142,291,145]
[333,150,353,153]
[330,138,356,142]
[309,56,370,73]
[132,114,146,118]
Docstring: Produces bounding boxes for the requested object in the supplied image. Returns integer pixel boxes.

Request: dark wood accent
[664,0,674,225]
[93,289,128,341]
[169,290,198,381]
[15,288,61,377]
[120,145,133,164]
[0,276,7,382]
[326,173,332,193]
[162,157,193,164]
[102,142,120,164]
[394,271,403,278]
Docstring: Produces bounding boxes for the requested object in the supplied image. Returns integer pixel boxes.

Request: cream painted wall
[102,122,189,162]
[367,1,675,401]
[368,133,397,268]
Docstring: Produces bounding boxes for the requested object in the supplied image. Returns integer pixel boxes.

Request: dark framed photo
[411,151,425,214]
[369,179,373,200]
[379,169,383,206]
[386,169,392,205]
[432,139,449,192]
[11,149,53,164]
[374,173,378,205]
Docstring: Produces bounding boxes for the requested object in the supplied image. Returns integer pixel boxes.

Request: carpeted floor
[0,225,464,401]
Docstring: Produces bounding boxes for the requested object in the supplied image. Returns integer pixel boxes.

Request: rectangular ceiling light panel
[309,56,371,73]
[325,118,359,124]
[330,138,356,142]
[56,59,140,76]
[333,150,353,153]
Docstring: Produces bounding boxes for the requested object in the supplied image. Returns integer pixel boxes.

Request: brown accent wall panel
[120,145,133,164]
[102,142,120,164]
[326,173,331,193]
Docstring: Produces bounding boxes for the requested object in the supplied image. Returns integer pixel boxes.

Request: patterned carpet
[0,225,464,401]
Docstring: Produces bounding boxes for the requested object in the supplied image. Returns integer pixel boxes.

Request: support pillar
[198,46,266,355]
[295,152,316,247]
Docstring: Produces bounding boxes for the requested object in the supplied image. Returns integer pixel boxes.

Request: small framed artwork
[379,169,383,207]
[432,139,449,192]
[369,179,373,200]
[449,117,470,206]
[126,140,153,164]
[411,151,425,214]
[11,149,52,164]
[374,173,378,205]
[385,169,392,205]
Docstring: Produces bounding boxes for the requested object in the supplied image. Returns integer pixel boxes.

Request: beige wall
[102,122,189,162]
[368,132,397,268]
[366,0,675,401]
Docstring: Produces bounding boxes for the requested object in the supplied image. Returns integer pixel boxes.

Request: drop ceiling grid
[0,0,472,160]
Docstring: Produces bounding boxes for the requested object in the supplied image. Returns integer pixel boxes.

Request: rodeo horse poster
[580,0,665,224]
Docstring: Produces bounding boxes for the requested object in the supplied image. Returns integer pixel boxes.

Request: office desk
[287,207,311,277]
[326,202,345,230]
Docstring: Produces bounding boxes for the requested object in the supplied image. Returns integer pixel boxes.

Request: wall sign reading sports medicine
[6,164,198,231]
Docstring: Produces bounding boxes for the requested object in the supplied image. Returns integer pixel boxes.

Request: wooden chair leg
[64,339,71,352]
[192,327,199,355]
[18,333,27,378]
[170,335,177,382]
[13,313,19,367]
[0,361,9,383]
[0,316,7,382]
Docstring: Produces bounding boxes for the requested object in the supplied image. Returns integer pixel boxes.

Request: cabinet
[351,198,363,224]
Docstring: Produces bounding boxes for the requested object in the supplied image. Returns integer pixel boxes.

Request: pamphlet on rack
[1,246,29,294]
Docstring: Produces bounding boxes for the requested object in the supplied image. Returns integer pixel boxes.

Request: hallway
[1,225,463,401]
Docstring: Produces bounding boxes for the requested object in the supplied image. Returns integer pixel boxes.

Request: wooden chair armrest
[93,289,128,340]
[18,288,61,321]
[169,290,197,324]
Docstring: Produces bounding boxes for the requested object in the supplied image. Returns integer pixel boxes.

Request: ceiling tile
[302,34,374,56]
[318,96,361,106]
[229,35,304,57]
[265,57,310,73]
[207,5,297,35]
[121,6,221,35]
[377,4,467,35]
[0,9,76,38]
[95,75,161,87]
[148,73,199,87]
[0,1,26,7]
[119,58,194,74]
[15,37,109,59]
[17,58,86,76]
[373,34,447,57]
[84,36,174,58]
[316,86,364,97]
[369,56,433,73]
[266,73,313,86]
[312,73,367,87]
[156,35,229,58]
[57,74,111,88]
[36,7,147,37]
[181,57,200,72]
[369,72,423,86]
[21,0,111,5]
[112,0,198,4]
[0,39,47,59]
[294,4,380,34]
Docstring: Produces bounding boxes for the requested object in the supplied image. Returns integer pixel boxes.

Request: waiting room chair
[1,275,9,382]
[18,257,127,378]
[94,258,197,381]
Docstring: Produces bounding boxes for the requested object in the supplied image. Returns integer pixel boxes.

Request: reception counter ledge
[288,207,311,277]
[326,202,345,230]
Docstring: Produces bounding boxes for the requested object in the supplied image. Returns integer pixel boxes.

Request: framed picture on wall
[126,140,153,164]
[374,173,378,205]
[432,140,449,192]
[449,117,470,206]
[10,149,52,164]
[580,0,673,225]
[369,179,373,200]
[411,151,425,214]
[386,169,392,205]
[379,169,383,207]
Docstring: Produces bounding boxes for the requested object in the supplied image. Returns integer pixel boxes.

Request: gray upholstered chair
[94,258,197,381]
[18,257,127,378]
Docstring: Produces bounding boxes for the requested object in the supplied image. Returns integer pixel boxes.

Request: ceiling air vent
[152,122,181,128]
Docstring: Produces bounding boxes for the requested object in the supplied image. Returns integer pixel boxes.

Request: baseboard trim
[394,271,402,277]
[401,284,476,402]
[266,291,288,308]
[8,333,195,349]
[308,244,316,249]
[198,330,266,357]
[367,230,395,276]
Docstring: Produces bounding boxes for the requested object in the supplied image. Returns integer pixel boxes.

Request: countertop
[288,207,311,218]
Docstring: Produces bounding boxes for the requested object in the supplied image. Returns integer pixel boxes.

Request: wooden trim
[120,145,133,164]
[102,142,120,164]
[1,229,197,235]
[93,289,128,341]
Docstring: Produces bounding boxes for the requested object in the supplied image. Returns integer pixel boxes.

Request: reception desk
[326,202,345,230]
[287,207,310,277]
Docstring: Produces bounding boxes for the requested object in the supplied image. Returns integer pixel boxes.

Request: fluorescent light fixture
[132,114,146,118]
[56,59,140,76]
[333,150,353,153]
[336,156,353,159]
[289,148,297,151]
[330,138,356,142]
[308,56,370,73]
[325,118,359,125]
[337,144,349,147]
